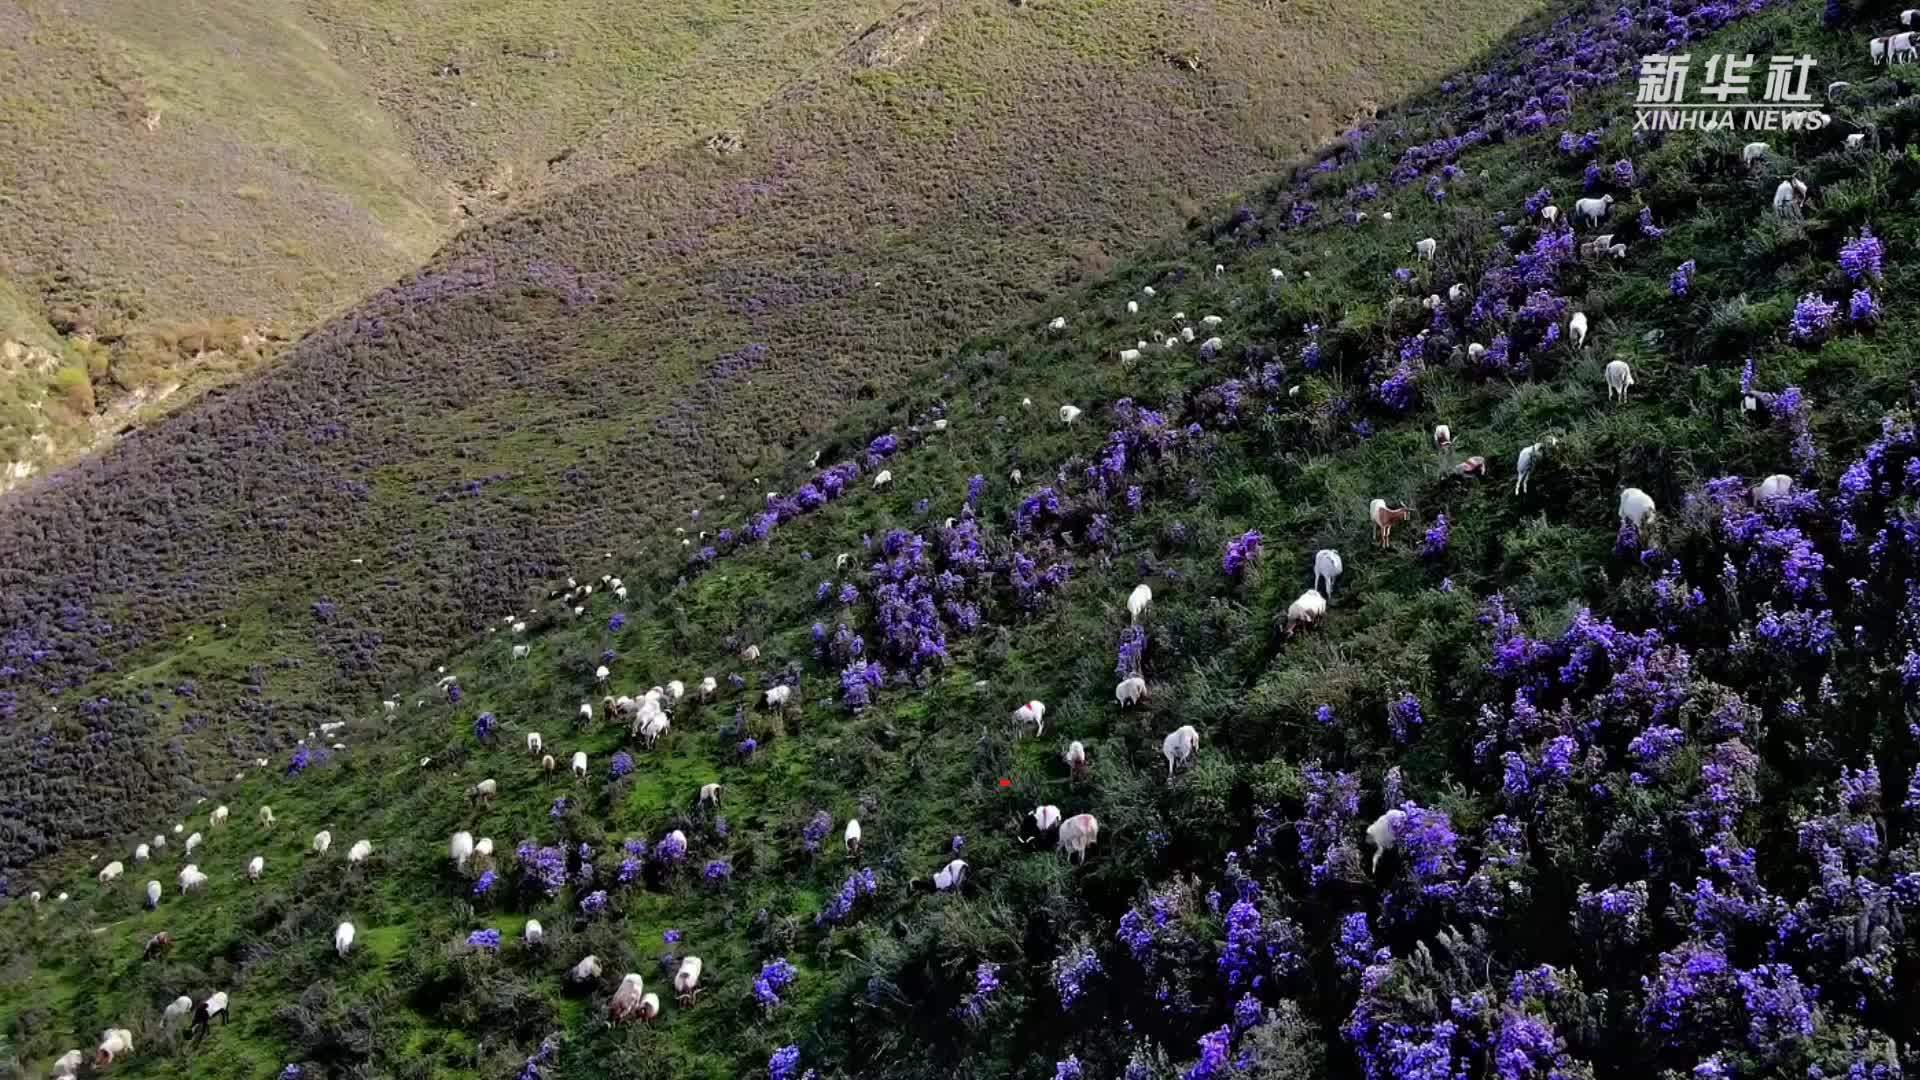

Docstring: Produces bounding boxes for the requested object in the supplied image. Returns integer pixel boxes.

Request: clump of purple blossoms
[473,712,497,744]
[1222,530,1263,578]
[1851,288,1881,324]
[515,842,567,897]
[754,958,798,1009]
[1789,293,1838,344]
[1669,259,1695,298]
[466,929,502,953]
[769,1046,802,1080]
[472,870,497,897]
[549,797,568,819]
[655,832,687,865]
[1389,692,1424,743]
[955,961,1002,1023]
[702,859,732,886]
[608,612,626,633]
[286,746,315,776]
[817,868,878,926]
[1055,1058,1085,1080]
[1051,942,1102,1009]
[1638,206,1664,239]
[608,752,634,780]
[1840,227,1884,281]
[1116,625,1146,679]
[801,810,833,854]
[1613,158,1635,187]
[1419,514,1450,559]
[580,889,608,915]
[737,737,758,757]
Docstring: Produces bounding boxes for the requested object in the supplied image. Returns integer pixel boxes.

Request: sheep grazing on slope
[1433,424,1451,451]
[475,837,494,859]
[845,819,862,853]
[334,922,355,957]
[570,752,588,780]
[1313,549,1343,599]
[1574,194,1613,226]
[258,806,275,827]
[1606,360,1635,401]
[312,830,333,854]
[178,865,207,894]
[571,955,603,983]
[191,992,229,1039]
[578,702,594,724]
[872,470,892,489]
[348,839,373,864]
[594,665,610,683]
[610,973,647,1021]
[1369,499,1410,547]
[210,805,228,827]
[524,731,545,756]
[1514,438,1556,495]
[184,832,203,856]
[1741,141,1769,166]
[1752,474,1794,502]
[1773,177,1808,215]
[145,880,162,908]
[1127,583,1152,623]
[666,679,685,702]
[1115,675,1147,707]
[525,920,545,947]
[1286,589,1327,632]
[94,1028,134,1070]
[1414,237,1437,260]
[1126,300,1138,314]
[639,712,671,748]
[98,860,123,885]
[1539,205,1558,224]
[1568,311,1588,350]
[933,859,968,892]
[1012,699,1046,736]
[1059,404,1084,425]
[163,995,194,1026]
[1162,725,1200,777]
[699,783,722,806]
[143,932,172,960]
[247,856,264,881]
[1048,316,1067,331]
[52,1050,83,1079]
[1367,809,1407,872]
[1620,488,1657,529]
[1064,740,1089,777]
[133,843,150,863]
[1058,813,1100,863]
[764,685,793,711]
[674,956,704,1005]
[1119,347,1143,363]
[542,755,556,774]
[699,676,717,699]
[1032,805,1062,832]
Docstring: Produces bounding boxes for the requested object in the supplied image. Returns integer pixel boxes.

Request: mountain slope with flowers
[6,0,1920,1077]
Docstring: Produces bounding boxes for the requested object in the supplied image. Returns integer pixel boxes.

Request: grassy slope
[0,0,1543,857]
[7,0,1920,1077]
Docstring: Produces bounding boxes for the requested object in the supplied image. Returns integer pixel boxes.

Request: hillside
[0,0,1531,486]
[6,0,1920,1076]
[0,0,1541,862]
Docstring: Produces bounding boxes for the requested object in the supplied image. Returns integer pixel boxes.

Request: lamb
[1286,589,1328,632]
[313,829,333,854]
[145,880,162,908]
[1896,31,1919,62]
[335,921,355,957]
[1013,699,1047,736]
[525,919,545,947]
[1467,342,1486,362]
[348,839,373,864]
[476,837,495,859]
[525,730,546,755]
[1119,348,1142,362]
[542,755,556,774]
[94,1028,134,1069]
[1433,424,1451,451]
[1752,474,1794,502]
[178,865,207,893]
[700,783,722,806]
[52,1050,83,1079]
[512,644,530,660]
[933,859,968,892]
[845,818,862,853]
[1127,300,1138,314]
[1742,141,1769,166]
[1367,809,1407,871]
[163,995,194,1026]
[1773,177,1808,216]
[1201,314,1223,327]
[571,751,588,779]
[1447,283,1466,304]
[1064,740,1089,777]
[210,805,229,827]
[1060,405,1083,425]
[1115,675,1148,707]
[1414,237,1437,260]
[1905,8,1920,23]
[185,831,204,856]
[872,470,893,489]
[1619,487,1657,529]
[741,643,761,662]
[1127,583,1152,623]
[1162,725,1200,777]
[667,679,685,702]
[1847,133,1867,149]
[571,955,603,982]
[1539,205,1558,224]
[1033,804,1062,832]
[699,675,717,698]
[578,702,594,724]
[1058,813,1100,863]
[98,860,123,885]
[1568,311,1588,350]
[1606,359,1634,401]
[1369,498,1410,547]
[1514,438,1556,495]
[143,932,173,960]
[1573,194,1614,226]
[764,684,793,710]
[610,973,648,1021]
[247,856,264,881]
[639,712,671,748]
[258,806,275,827]
[134,843,150,863]
[595,664,610,683]
[1049,316,1067,331]
[639,995,665,1022]
[674,956,704,1005]
[1312,549,1344,600]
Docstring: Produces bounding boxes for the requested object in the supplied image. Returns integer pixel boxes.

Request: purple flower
[801,811,832,854]
[951,834,965,853]
[1419,514,1450,559]
[769,1046,802,1080]
[1389,692,1424,742]
[609,752,634,780]
[549,797,568,819]
[1051,943,1102,1010]
[472,870,497,897]
[1669,259,1695,298]
[655,832,687,865]
[1613,158,1636,187]
[753,958,798,1009]
[1638,206,1664,239]
[702,859,732,886]
[1839,228,1884,281]
[608,612,626,632]
[466,928,502,953]
[1055,1058,1085,1080]
[1789,293,1838,344]
[1222,530,1263,578]
[580,889,608,915]
[955,961,1002,1022]
[1850,287,1881,324]
[473,712,497,743]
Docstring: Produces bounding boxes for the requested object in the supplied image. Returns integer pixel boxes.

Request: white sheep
[133,843,150,863]
[1126,300,1139,314]
[471,778,498,802]
[247,856,265,881]
[571,955,603,982]
[1773,178,1808,215]
[163,995,194,1026]
[52,1050,83,1079]
[1064,740,1089,775]
[1201,314,1223,328]
[145,880,162,908]
[1905,8,1920,23]
[1367,809,1407,871]
[571,751,588,779]
[667,679,685,701]
[512,644,531,660]
[1846,133,1866,149]
[639,713,671,748]
[699,675,717,698]
[525,919,545,947]
[476,837,494,859]
[1574,194,1613,226]
[527,731,544,755]
[933,859,968,892]
[95,1029,134,1070]
[1608,243,1627,259]
[1895,31,1919,62]
[210,805,229,828]
[1116,675,1148,707]
[700,782,722,806]
[1620,487,1657,529]
[334,921,355,957]
[1414,237,1437,260]
[1033,804,1062,832]
[1162,725,1200,777]
[1048,316,1067,331]
[1058,813,1100,863]
[610,973,648,1021]
[1752,474,1794,502]
[1119,347,1142,362]
[873,470,893,489]
[1010,468,1023,485]
[764,684,793,710]
[1060,405,1083,425]
[578,702,594,723]
[1540,205,1558,224]
[1606,359,1634,401]
[348,839,373,864]
[1467,342,1486,362]
[1310,549,1343,601]
[1287,589,1328,631]
[1127,583,1152,623]
[99,860,123,885]
[1433,424,1452,451]
[1742,141,1769,166]
[542,755,556,774]
[185,831,204,856]
[258,806,275,827]
[1013,699,1046,736]
[1568,311,1588,350]
[312,829,333,854]
[178,865,207,893]
[674,956,704,1004]
[844,818,863,853]
[1514,438,1555,495]
[595,664,610,683]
